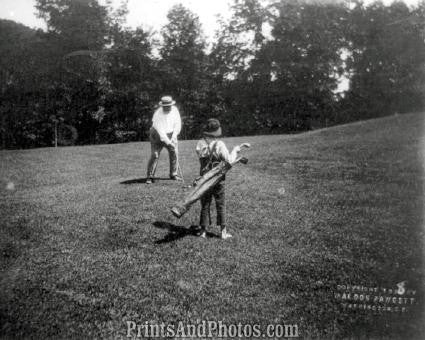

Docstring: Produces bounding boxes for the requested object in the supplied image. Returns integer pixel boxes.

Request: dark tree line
[0,0,424,149]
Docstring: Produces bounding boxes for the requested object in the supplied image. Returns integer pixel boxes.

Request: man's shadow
[120,177,175,185]
[153,221,219,244]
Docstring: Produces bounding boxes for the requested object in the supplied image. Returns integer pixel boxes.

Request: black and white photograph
[0,0,424,338]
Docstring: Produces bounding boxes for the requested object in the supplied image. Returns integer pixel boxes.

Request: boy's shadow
[153,221,219,244]
[120,177,174,185]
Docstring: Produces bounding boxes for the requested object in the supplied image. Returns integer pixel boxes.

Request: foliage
[343,0,425,120]
[159,4,210,138]
[0,0,424,148]
[225,0,350,133]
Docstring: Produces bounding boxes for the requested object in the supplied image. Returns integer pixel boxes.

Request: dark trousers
[200,180,225,227]
[146,128,178,178]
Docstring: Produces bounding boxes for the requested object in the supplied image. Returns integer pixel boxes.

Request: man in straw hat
[146,96,181,184]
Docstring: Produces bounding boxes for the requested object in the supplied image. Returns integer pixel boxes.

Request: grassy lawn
[1,112,424,339]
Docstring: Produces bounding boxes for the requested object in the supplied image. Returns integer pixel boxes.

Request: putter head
[171,206,183,218]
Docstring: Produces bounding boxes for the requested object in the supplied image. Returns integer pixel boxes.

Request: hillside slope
[0,113,424,338]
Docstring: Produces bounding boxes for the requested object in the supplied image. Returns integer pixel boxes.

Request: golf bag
[171,157,248,218]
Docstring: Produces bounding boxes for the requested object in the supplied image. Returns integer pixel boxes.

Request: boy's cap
[203,118,222,137]
[159,96,175,107]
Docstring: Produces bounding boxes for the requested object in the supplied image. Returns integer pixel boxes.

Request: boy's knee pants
[200,180,225,227]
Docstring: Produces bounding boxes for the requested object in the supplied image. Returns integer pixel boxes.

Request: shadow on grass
[120,177,177,185]
[153,221,219,244]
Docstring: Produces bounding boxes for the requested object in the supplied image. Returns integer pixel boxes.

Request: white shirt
[152,106,181,144]
[195,139,240,164]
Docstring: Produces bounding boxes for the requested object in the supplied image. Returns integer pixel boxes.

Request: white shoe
[221,230,233,239]
[197,227,206,238]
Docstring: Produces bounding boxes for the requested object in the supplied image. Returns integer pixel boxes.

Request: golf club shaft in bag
[171,156,248,218]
